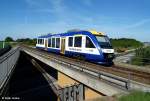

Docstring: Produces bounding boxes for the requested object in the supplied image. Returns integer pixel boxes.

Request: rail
[0,47,20,94]
[51,56,130,90]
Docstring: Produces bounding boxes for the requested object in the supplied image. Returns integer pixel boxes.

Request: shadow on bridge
[4,52,57,101]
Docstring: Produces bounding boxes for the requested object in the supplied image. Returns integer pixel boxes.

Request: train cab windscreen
[95,36,112,49]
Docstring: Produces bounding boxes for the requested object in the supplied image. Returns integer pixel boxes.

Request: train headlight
[108,54,114,59]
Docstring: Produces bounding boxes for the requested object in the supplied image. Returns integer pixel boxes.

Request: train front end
[90,31,115,65]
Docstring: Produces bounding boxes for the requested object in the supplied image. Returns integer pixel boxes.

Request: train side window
[86,36,95,48]
[39,39,44,45]
[74,36,82,47]
[37,39,39,44]
[48,38,51,47]
[37,39,38,44]
[42,39,44,44]
[38,39,40,44]
[52,38,55,48]
[68,37,73,47]
[43,39,45,44]
[39,39,42,44]
[56,38,60,48]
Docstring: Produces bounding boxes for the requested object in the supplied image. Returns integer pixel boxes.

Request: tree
[5,37,14,42]
[16,38,36,45]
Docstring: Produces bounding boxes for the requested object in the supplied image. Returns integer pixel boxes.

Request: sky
[0,0,150,42]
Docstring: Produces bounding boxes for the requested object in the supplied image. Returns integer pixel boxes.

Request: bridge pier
[58,72,104,100]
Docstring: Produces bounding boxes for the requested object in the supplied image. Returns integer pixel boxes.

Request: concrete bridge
[0,46,150,101]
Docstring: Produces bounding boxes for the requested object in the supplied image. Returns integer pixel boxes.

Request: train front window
[96,36,112,48]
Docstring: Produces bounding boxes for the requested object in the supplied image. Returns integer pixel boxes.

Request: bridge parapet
[0,47,20,94]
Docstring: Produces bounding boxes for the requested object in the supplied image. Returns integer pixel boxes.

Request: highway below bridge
[0,46,150,101]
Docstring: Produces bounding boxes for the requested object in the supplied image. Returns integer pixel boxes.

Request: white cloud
[25,0,65,12]
[120,19,150,31]
[22,0,150,42]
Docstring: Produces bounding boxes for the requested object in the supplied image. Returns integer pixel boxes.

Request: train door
[61,38,65,54]
[45,39,48,50]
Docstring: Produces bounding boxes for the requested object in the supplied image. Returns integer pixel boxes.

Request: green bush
[131,47,150,66]
[16,38,36,46]
[131,57,144,66]
[110,38,143,49]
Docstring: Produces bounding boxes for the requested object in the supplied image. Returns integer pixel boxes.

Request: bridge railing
[0,47,20,92]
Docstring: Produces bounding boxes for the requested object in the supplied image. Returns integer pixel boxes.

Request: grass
[87,91,150,101]
[119,91,150,101]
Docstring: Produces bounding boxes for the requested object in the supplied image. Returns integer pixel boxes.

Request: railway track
[21,45,150,85]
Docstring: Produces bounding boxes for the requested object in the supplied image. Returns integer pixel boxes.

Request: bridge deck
[22,46,130,96]
[1,46,150,99]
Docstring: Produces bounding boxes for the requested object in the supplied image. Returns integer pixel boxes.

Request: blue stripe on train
[47,48,60,54]
[36,46,45,50]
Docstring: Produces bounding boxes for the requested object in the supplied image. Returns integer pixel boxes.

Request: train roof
[38,30,105,38]
[38,33,52,38]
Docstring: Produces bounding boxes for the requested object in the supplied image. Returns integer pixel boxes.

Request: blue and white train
[36,30,115,65]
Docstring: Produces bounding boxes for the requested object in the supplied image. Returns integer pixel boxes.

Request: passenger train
[36,30,115,65]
